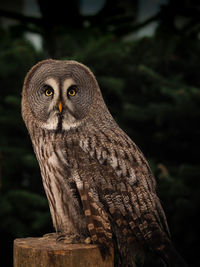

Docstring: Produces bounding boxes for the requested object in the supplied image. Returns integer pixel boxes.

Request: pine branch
[0,9,42,25]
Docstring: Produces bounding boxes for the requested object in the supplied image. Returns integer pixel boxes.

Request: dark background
[0,0,200,266]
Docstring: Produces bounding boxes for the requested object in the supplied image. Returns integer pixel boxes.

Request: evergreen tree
[0,1,200,266]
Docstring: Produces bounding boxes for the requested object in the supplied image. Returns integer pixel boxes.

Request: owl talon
[43,232,59,239]
[56,234,67,242]
[56,233,91,244]
[84,237,91,244]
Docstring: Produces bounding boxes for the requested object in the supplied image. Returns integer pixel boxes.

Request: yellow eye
[45,88,53,96]
[68,88,76,97]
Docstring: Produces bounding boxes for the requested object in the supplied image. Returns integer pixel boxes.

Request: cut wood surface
[14,236,114,267]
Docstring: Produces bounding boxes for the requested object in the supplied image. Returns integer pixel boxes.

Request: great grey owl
[21,59,187,267]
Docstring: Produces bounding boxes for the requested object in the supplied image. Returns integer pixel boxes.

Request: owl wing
[72,149,113,259]
[78,127,171,254]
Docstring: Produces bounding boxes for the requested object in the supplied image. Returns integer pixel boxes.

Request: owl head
[22,59,107,131]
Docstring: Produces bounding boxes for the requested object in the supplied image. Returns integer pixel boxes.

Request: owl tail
[155,240,188,267]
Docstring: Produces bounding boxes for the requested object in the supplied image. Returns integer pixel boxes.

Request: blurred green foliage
[0,1,200,266]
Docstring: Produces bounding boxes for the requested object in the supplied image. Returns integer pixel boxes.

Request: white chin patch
[42,114,58,130]
[62,114,81,131]
[42,113,81,131]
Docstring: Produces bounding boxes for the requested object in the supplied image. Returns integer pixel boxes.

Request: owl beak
[58,101,62,113]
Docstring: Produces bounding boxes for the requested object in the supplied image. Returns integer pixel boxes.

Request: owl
[21,59,187,267]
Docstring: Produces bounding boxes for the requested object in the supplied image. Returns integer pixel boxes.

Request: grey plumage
[21,59,187,267]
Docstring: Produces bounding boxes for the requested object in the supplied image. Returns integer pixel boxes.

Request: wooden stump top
[14,236,114,267]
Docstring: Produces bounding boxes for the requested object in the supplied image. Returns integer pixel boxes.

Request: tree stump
[14,236,114,267]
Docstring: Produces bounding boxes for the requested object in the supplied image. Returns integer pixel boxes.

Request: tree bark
[14,236,114,267]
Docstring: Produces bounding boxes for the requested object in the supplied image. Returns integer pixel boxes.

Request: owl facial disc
[23,60,96,132]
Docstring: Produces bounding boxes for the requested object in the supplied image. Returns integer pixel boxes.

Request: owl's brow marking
[62,78,75,94]
[62,78,76,113]
[45,78,59,93]
[44,78,59,114]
